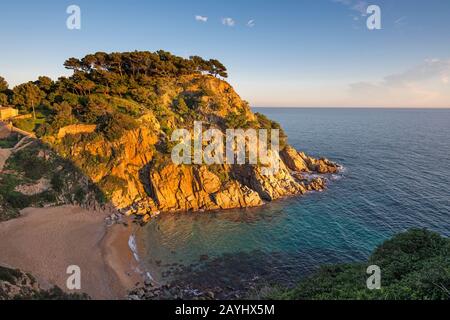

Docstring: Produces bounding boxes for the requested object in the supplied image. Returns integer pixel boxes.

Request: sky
[0,0,449,108]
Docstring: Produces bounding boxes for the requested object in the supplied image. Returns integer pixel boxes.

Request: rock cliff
[41,74,339,219]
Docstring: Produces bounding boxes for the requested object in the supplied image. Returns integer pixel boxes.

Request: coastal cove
[1,108,449,300]
[1,0,449,303]
[134,108,450,294]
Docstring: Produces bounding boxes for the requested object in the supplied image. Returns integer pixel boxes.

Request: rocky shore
[120,146,340,223]
[37,73,340,222]
[1,52,342,300]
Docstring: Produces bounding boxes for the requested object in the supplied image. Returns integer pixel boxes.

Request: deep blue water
[137,108,450,287]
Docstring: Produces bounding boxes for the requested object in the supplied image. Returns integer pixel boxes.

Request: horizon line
[252,106,450,109]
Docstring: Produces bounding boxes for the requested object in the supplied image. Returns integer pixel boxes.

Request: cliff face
[44,74,339,218]
[148,165,263,212]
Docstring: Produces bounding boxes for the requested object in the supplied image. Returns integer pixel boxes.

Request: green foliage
[50,173,64,193]
[0,265,89,300]
[6,146,50,181]
[0,139,107,222]
[0,76,9,92]
[50,101,75,129]
[255,112,288,149]
[175,97,190,115]
[20,286,90,300]
[0,133,19,148]
[0,266,22,284]
[267,229,450,300]
[6,51,235,147]
[225,112,250,129]
[96,112,138,141]
[0,171,57,214]
[208,59,228,78]
[3,191,32,209]
[0,174,32,220]
[74,187,86,204]
[98,175,127,199]
[0,93,8,105]
[208,165,229,183]
[64,50,228,79]
[12,82,45,114]
[12,118,36,132]
[36,76,54,93]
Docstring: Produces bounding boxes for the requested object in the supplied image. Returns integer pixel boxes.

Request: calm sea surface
[136,108,450,288]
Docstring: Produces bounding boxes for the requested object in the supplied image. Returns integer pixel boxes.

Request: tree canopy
[0,50,235,141]
[63,50,228,79]
[0,76,8,92]
[0,76,9,105]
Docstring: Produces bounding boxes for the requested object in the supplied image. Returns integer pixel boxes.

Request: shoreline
[101,219,145,299]
[0,205,142,299]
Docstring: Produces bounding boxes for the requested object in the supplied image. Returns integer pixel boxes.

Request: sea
[135,108,450,289]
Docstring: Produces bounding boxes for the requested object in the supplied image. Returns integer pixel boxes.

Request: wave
[128,234,140,262]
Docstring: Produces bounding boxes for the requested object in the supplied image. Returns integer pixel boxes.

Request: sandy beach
[0,205,142,299]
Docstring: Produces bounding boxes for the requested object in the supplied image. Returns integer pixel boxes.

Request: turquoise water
[137,108,450,288]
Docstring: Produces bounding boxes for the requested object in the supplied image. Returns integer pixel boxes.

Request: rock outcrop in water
[2,51,340,219]
[280,145,339,174]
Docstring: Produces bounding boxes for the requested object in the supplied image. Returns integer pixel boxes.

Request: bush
[97,112,138,141]
[74,187,86,204]
[98,175,127,199]
[266,229,450,300]
[0,266,22,284]
[6,146,50,180]
[0,133,20,148]
[225,112,250,129]
[51,173,64,193]
[13,118,35,132]
[4,192,32,209]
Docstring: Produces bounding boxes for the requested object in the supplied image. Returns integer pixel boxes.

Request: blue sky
[0,0,449,107]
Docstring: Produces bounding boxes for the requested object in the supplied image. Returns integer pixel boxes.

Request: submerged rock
[307,177,327,191]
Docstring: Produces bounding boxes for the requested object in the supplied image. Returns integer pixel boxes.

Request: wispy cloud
[394,16,407,26]
[195,15,208,23]
[384,59,450,85]
[247,19,256,28]
[349,59,450,107]
[222,17,235,27]
[333,0,368,16]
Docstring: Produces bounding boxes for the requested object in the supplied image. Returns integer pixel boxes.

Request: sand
[0,205,142,299]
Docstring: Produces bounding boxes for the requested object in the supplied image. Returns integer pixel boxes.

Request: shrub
[6,146,50,180]
[13,118,35,133]
[0,134,20,148]
[97,112,138,141]
[265,229,450,300]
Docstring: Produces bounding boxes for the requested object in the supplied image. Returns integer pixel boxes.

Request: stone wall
[57,124,97,139]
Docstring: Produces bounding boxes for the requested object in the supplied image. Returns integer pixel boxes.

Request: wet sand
[0,205,142,299]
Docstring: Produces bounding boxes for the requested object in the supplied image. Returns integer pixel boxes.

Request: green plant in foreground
[263,229,450,301]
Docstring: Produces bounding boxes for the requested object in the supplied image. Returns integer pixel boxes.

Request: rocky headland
[0,51,341,300]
